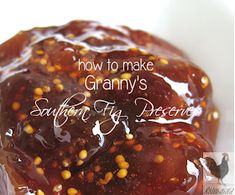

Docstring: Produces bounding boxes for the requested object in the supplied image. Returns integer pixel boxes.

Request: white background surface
[0,0,234,151]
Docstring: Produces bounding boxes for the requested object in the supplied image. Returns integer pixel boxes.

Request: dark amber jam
[0,20,219,195]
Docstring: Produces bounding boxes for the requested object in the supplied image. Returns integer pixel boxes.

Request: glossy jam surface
[0,20,219,195]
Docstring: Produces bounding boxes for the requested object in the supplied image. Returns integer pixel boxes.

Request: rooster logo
[200,153,229,185]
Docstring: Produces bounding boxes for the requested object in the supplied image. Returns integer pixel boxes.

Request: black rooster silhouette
[200,153,229,185]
